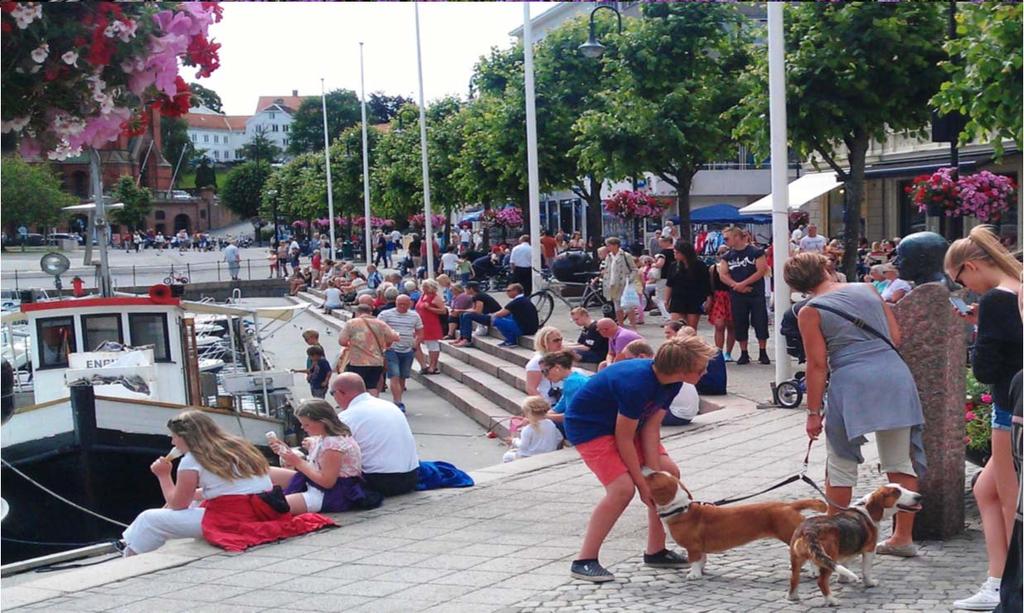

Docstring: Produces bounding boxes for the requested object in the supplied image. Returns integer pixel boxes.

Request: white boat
[1,326,31,371]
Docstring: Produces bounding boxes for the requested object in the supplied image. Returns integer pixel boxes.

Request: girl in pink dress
[416,279,446,374]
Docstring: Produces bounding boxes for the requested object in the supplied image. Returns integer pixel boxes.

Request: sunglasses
[540,367,552,376]
[954,263,967,286]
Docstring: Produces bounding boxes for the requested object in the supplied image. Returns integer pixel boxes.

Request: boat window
[129,313,171,362]
[82,314,123,351]
[36,316,77,369]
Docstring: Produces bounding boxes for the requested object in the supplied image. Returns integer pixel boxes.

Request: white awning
[182,301,309,322]
[739,172,843,215]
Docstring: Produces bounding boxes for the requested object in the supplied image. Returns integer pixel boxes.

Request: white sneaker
[953,579,1000,611]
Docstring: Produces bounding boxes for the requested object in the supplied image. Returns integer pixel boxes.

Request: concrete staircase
[289,288,732,439]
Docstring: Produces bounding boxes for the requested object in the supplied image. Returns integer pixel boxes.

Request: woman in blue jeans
[946,225,1022,611]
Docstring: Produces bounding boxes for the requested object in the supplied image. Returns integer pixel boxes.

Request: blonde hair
[945,225,1022,280]
[653,335,717,376]
[421,279,440,293]
[623,339,654,358]
[294,399,351,437]
[435,274,451,287]
[784,252,830,293]
[167,411,269,480]
[521,395,550,427]
[676,326,696,338]
[570,306,589,318]
[534,326,563,354]
[452,284,465,294]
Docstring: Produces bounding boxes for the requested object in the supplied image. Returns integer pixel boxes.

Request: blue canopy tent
[459,208,484,223]
[684,203,772,225]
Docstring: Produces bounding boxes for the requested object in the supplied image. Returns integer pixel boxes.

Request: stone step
[433,359,526,415]
[410,368,520,439]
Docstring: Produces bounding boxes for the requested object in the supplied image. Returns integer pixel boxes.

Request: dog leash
[709,439,850,511]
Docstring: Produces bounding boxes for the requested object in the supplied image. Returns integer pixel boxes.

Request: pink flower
[980,393,993,404]
[964,436,971,445]
[965,411,976,422]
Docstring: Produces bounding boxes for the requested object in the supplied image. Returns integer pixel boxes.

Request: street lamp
[578,5,623,58]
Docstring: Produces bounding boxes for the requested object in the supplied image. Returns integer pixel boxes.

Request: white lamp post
[767,2,792,385]
[414,3,435,278]
[360,42,373,265]
[523,2,542,290]
[321,78,337,260]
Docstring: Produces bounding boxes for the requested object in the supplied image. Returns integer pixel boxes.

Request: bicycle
[529,268,612,327]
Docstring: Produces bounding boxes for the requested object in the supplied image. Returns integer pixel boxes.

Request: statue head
[893,231,950,286]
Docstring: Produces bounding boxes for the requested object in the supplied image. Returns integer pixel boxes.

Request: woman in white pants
[121,412,272,555]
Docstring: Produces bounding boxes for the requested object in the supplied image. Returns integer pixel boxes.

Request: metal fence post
[132,265,136,288]
[217,261,221,281]
[14,270,18,291]
[247,259,252,280]
[187,263,191,282]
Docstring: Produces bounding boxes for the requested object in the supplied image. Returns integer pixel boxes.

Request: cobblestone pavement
[7,409,984,613]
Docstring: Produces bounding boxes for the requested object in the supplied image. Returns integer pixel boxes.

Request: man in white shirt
[798,224,827,253]
[222,240,241,281]
[458,227,472,252]
[377,295,423,412]
[289,238,300,253]
[440,247,460,277]
[331,373,419,496]
[509,234,534,294]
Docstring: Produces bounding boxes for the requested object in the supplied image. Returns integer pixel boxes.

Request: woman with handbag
[784,252,924,554]
[603,237,641,327]
[337,305,399,397]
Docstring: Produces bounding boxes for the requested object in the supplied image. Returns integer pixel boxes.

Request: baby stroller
[773,298,809,408]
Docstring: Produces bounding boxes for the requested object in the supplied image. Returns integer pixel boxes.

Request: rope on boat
[0,458,129,528]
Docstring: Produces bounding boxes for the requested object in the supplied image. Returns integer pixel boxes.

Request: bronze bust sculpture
[893,231,950,287]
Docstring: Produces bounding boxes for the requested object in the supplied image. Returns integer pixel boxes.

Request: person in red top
[541,230,559,268]
[415,279,447,374]
[311,251,322,284]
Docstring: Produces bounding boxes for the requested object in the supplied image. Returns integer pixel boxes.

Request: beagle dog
[644,470,827,580]
[787,483,923,606]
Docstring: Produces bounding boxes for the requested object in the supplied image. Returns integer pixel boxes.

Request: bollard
[217,261,221,281]
[132,265,136,287]
[14,270,18,291]
[247,259,251,280]
[187,263,191,282]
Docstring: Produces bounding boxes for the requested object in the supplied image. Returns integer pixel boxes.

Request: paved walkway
[4,408,985,613]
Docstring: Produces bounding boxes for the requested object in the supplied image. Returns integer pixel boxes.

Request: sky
[198,2,558,116]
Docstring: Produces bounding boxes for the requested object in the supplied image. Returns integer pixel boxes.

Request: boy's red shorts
[575,435,668,486]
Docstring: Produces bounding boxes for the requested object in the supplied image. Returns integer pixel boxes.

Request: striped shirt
[377,308,423,353]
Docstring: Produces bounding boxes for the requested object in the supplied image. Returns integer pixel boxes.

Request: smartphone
[949,296,971,315]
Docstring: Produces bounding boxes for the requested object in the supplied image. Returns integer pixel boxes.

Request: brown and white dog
[644,469,827,579]
[787,483,923,606]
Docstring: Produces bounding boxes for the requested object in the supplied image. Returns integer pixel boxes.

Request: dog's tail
[790,499,828,514]
[806,536,837,573]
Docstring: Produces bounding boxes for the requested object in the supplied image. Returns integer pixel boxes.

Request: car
[170,190,192,201]
[3,233,45,247]
[46,233,84,246]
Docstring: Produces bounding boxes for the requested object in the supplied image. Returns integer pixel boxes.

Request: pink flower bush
[408,213,447,228]
[604,190,665,220]
[907,168,1016,221]
[494,207,524,228]
[1,2,222,159]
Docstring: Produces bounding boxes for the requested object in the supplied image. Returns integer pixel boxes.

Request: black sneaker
[570,559,614,582]
[758,352,771,365]
[736,352,751,365]
[643,549,689,568]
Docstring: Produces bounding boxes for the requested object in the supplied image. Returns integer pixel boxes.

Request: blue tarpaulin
[684,204,772,225]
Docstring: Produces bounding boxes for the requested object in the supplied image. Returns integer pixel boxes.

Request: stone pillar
[893,281,968,539]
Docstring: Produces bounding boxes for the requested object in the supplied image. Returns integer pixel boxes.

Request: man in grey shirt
[377,295,423,412]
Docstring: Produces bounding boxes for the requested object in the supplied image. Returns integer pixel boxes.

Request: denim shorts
[992,403,1013,432]
[385,349,414,379]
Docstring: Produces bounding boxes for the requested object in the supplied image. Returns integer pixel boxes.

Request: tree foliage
[575,2,752,238]
[733,1,945,275]
[189,82,223,113]
[367,92,413,124]
[111,175,152,230]
[287,89,361,155]
[222,161,271,219]
[240,128,281,164]
[0,156,75,232]
[194,158,217,190]
[160,115,190,180]
[932,2,1022,155]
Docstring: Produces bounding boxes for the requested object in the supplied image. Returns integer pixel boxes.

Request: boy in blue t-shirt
[564,335,718,583]
[306,345,331,399]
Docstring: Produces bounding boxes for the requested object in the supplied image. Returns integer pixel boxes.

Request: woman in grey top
[784,253,925,556]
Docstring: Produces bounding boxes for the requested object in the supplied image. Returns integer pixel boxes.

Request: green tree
[287,89,361,155]
[367,92,413,124]
[194,158,217,190]
[932,2,1022,155]
[222,162,271,218]
[160,116,190,181]
[239,127,281,163]
[0,156,74,234]
[111,175,152,230]
[734,1,946,277]
[188,82,223,113]
[575,2,753,240]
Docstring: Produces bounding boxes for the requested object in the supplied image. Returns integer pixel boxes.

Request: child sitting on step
[502,396,564,463]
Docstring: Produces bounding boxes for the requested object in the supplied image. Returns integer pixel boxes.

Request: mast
[89,148,113,297]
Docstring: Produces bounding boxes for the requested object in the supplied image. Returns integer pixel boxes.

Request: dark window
[82,314,122,352]
[200,210,207,219]
[129,313,171,362]
[37,316,76,369]
[155,211,165,221]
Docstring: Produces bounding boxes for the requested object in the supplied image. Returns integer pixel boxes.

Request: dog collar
[657,502,690,518]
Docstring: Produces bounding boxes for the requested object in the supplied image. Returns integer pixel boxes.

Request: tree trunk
[842,134,870,280]
[585,176,604,255]
[675,172,694,242]
[481,200,492,250]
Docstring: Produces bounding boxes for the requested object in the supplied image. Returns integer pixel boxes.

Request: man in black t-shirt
[489,283,539,347]
[568,307,608,363]
[717,227,770,365]
[452,282,503,347]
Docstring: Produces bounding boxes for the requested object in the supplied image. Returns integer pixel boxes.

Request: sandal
[874,541,918,557]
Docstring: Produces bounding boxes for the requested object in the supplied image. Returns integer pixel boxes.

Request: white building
[183,91,312,164]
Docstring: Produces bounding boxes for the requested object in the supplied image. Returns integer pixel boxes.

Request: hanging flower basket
[408,213,446,228]
[493,207,524,228]
[906,168,1016,220]
[291,220,308,229]
[603,190,665,220]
